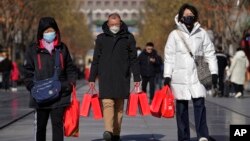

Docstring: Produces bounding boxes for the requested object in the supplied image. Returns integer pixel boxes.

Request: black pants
[141,76,155,100]
[176,98,209,141]
[35,108,64,141]
[2,71,10,90]
[218,74,225,96]
[232,83,244,96]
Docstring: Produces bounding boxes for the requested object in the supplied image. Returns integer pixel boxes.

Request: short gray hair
[108,13,121,20]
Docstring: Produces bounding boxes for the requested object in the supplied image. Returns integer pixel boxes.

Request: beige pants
[102,99,124,135]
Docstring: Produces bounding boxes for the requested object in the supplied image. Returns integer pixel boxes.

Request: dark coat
[216,51,228,76]
[89,21,141,99]
[138,50,160,77]
[23,17,77,109]
[0,58,12,72]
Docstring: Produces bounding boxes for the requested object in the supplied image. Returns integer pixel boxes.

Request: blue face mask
[43,32,56,43]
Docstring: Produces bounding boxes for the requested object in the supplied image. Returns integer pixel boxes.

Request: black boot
[103,131,113,141]
[113,135,121,141]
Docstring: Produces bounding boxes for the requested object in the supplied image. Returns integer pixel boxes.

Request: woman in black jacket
[23,17,76,141]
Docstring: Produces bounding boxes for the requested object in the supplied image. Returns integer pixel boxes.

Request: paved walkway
[0,80,250,141]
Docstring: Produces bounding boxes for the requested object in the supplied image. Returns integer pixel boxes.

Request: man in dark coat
[0,52,12,90]
[89,13,141,141]
[23,17,76,141]
[138,42,160,101]
[215,46,228,97]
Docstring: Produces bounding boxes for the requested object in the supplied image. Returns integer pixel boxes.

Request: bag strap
[175,30,194,58]
[55,49,60,68]
[53,49,61,78]
[71,85,77,100]
[87,87,98,95]
[33,49,61,81]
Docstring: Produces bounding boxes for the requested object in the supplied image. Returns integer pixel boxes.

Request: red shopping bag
[150,89,166,118]
[84,68,90,80]
[91,94,103,120]
[80,93,92,117]
[161,86,175,118]
[126,93,139,116]
[64,85,80,137]
[138,92,151,116]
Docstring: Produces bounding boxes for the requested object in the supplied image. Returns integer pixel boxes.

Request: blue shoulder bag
[31,49,61,104]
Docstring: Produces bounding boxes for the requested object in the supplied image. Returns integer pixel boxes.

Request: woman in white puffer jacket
[229,48,249,98]
[163,4,218,141]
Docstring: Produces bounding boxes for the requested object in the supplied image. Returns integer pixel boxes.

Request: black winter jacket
[89,21,141,99]
[0,58,12,72]
[138,50,160,77]
[23,17,76,109]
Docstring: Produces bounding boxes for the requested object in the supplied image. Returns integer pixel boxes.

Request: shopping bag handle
[130,85,142,94]
[71,84,77,100]
[162,85,172,96]
[87,87,98,95]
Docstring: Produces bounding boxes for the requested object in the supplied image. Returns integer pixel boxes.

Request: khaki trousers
[102,99,124,135]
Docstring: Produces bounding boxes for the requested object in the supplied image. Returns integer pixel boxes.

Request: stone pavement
[0,80,250,141]
[0,86,33,129]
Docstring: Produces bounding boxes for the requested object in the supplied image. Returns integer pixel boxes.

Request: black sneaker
[113,135,121,141]
[103,131,113,141]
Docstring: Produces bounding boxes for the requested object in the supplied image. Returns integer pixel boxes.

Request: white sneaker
[199,137,208,141]
[235,92,242,98]
[11,88,17,92]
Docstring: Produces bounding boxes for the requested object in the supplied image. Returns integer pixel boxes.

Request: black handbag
[176,30,212,89]
[31,49,61,104]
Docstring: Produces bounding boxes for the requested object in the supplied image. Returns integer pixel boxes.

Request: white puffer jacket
[229,50,249,85]
[164,15,218,100]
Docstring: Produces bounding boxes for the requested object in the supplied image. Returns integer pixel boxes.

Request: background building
[78,0,145,37]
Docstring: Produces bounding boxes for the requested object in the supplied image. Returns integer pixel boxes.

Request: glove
[212,74,218,86]
[164,77,171,86]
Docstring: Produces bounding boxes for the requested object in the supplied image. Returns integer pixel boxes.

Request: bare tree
[138,0,250,55]
[0,0,93,61]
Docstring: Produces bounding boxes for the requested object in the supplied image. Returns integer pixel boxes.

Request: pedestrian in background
[241,28,250,80]
[0,51,12,91]
[88,13,141,141]
[155,51,163,89]
[228,47,249,98]
[136,46,142,56]
[163,4,218,141]
[138,42,160,101]
[215,46,228,97]
[10,61,20,92]
[23,17,76,141]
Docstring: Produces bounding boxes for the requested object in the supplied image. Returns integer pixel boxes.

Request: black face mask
[181,16,195,26]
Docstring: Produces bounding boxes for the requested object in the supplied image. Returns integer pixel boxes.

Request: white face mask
[109,26,120,34]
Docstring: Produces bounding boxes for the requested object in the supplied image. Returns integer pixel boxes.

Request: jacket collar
[175,15,201,36]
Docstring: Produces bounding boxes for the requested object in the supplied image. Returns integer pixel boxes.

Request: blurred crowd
[209,27,250,98]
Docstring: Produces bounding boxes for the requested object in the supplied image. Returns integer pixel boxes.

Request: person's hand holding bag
[89,82,95,88]
[164,77,171,86]
[134,81,141,93]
